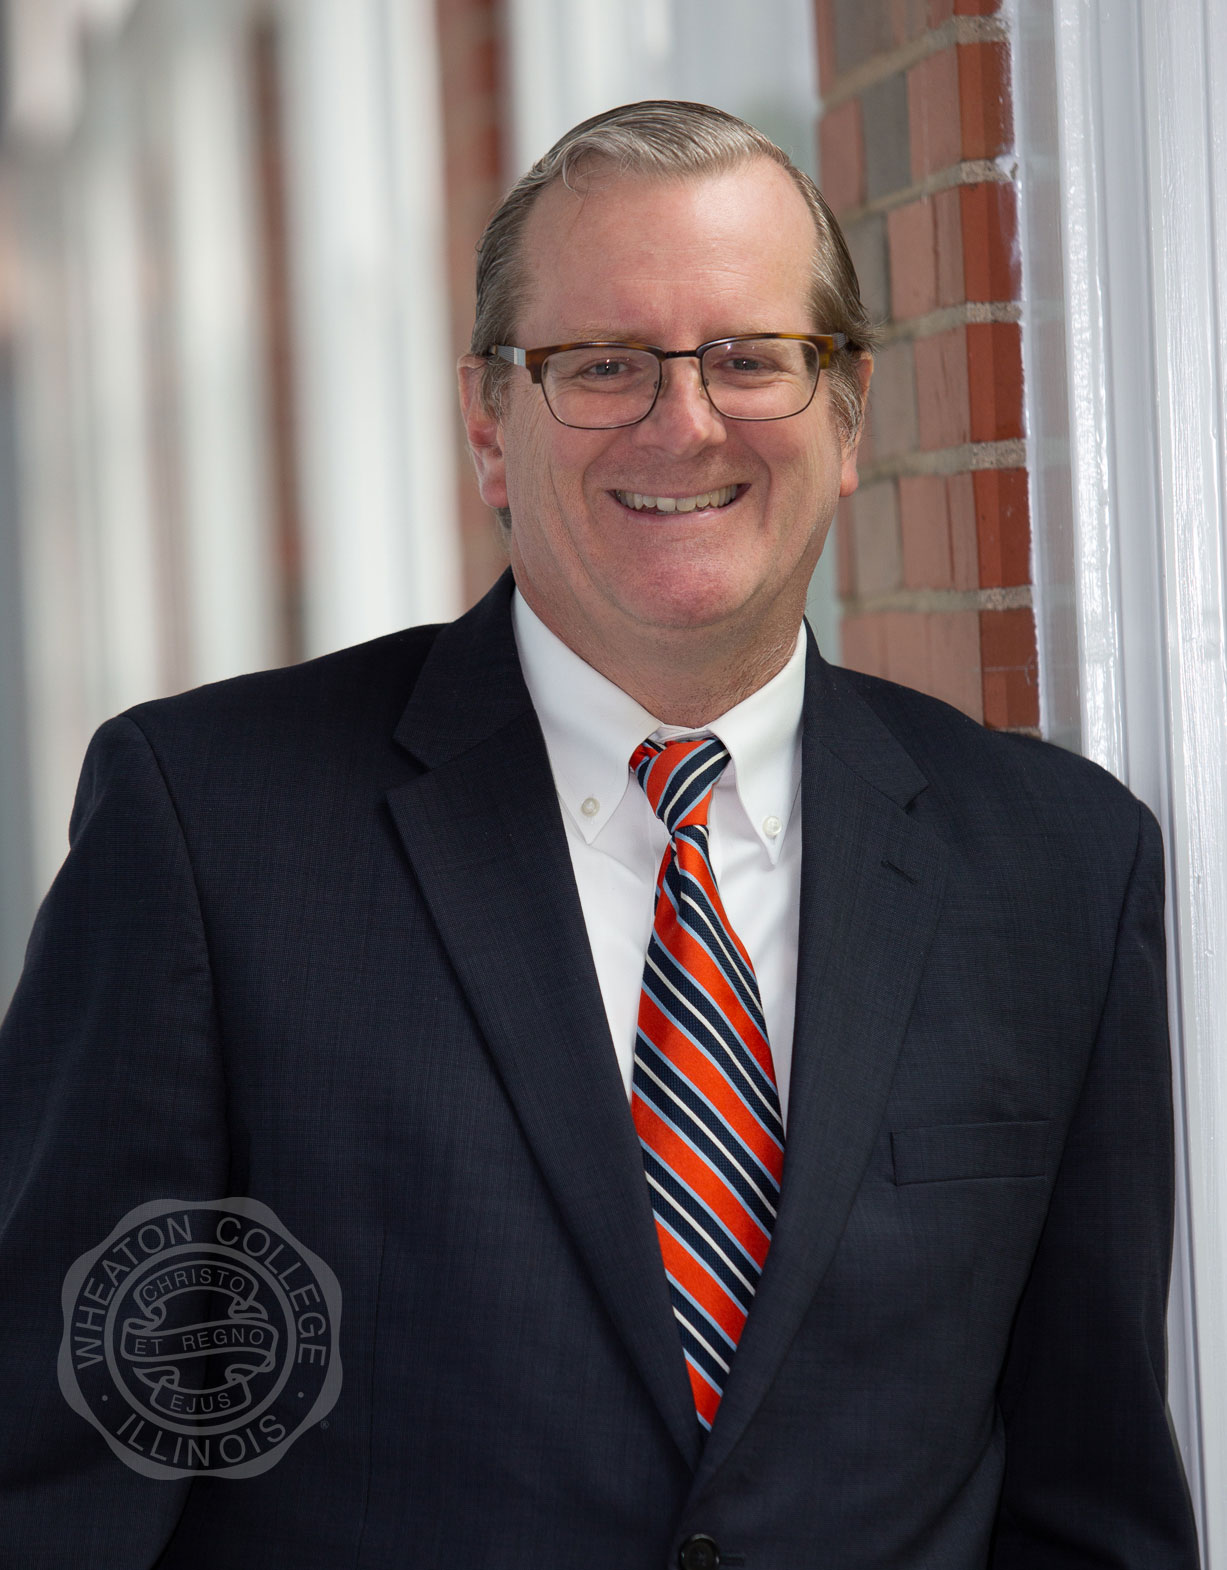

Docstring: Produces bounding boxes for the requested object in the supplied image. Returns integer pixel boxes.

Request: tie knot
[630,735,730,835]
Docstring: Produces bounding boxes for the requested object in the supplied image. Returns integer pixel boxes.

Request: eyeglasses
[485,333,848,430]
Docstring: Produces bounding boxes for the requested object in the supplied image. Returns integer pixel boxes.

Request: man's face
[462,160,865,676]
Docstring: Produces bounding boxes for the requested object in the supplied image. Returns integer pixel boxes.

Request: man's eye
[714,351,785,376]
[577,357,634,379]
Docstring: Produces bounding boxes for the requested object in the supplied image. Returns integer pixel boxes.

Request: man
[0,101,1199,1567]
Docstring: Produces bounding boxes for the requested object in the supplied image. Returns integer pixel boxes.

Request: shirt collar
[512,591,805,864]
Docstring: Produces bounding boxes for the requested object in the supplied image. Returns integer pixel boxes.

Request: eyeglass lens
[540,338,822,429]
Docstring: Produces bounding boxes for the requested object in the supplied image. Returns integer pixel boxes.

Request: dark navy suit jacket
[0,574,1199,1567]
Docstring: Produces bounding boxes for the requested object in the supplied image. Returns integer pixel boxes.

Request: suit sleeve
[0,715,229,1566]
[990,803,1201,1566]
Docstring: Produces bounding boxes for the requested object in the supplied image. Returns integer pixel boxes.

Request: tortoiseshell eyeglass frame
[484,332,849,428]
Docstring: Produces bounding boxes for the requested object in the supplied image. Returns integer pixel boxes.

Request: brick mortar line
[836,159,1016,228]
[876,301,1022,345]
[842,585,1034,615]
[858,439,1027,482]
[820,14,1010,110]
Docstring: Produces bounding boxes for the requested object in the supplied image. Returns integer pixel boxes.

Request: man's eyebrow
[535,329,765,347]
[550,330,649,344]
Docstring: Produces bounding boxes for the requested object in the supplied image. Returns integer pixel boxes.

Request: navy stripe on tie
[643,1154,759,1310]
[636,1038,783,1193]
[666,1281,737,1382]
[641,947,784,1139]
[661,851,767,1030]
[633,1054,778,1233]
[630,733,784,1431]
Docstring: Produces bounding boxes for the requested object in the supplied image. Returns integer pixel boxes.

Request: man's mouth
[612,484,739,514]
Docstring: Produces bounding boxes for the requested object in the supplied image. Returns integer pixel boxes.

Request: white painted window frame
[1015,0,1227,1555]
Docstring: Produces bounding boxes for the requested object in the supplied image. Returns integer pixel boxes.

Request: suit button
[678,1535,721,1570]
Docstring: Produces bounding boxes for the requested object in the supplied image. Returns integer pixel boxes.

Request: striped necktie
[630,735,785,1431]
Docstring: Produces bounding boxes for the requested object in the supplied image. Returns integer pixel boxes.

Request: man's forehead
[523,156,799,237]
[514,160,818,333]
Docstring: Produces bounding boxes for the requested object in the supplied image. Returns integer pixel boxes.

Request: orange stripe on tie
[630,736,785,1433]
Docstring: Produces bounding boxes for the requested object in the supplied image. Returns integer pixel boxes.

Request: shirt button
[762,814,782,838]
[678,1535,721,1570]
[580,796,600,818]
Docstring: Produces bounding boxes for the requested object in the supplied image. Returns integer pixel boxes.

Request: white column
[8,159,92,908]
[506,0,820,205]
[5,0,82,141]
[380,0,464,631]
[8,39,163,899]
[161,0,278,684]
[66,46,162,727]
[507,0,673,175]
[276,0,460,657]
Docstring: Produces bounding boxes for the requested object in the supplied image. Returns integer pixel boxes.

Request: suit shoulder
[832,664,1150,841]
[122,623,444,753]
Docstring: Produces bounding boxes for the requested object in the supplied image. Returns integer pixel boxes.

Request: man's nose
[631,357,727,453]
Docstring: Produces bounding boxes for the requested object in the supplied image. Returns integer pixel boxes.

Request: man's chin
[609,579,793,645]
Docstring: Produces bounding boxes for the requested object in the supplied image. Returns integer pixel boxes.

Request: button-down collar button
[678,1534,721,1570]
[580,796,600,817]
[762,814,782,838]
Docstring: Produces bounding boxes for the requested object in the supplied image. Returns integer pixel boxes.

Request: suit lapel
[385,578,701,1467]
[386,584,950,1482]
[690,638,950,1492]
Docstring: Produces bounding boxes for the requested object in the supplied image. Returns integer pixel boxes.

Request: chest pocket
[890,1119,1050,1184]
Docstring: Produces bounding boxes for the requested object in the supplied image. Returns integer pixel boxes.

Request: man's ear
[838,355,874,499]
[458,356,509,510]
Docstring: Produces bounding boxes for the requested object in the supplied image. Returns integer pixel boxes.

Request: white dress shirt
[512,591,805,1124]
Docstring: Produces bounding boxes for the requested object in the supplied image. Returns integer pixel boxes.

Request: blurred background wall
[0,0,833,987]
[1,0,1225,1549]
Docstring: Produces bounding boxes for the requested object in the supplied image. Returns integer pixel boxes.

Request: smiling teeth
[616,485,738,513]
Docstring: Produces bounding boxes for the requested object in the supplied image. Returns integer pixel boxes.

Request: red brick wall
[816,0,1038,730]
[436,0,510,608]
